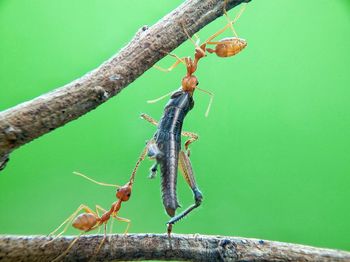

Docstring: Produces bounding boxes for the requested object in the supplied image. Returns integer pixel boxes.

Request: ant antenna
[73,171,120,188]
[196,87,214,117]
[152,53,186,73]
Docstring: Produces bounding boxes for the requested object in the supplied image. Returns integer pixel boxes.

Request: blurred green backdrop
[0,0,349,252]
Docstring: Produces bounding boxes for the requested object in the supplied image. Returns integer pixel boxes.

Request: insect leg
[181,131,199,156]
[115,216,131,235]
[167,151,203,235]
[95,205,114,241]
[140,113,158,126]
[95,205,106,217]
[204,2,247,45]
[153,53,186,73]
[52,232,85,262]
[204,23,231,45]
[141,113,199,152]
[223,0,239,37]
[93,204,109,234]
[90,223,108,262]
[181,23,206,57]
[47,204,96,241]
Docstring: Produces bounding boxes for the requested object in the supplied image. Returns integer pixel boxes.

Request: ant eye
[196,81,199,86]
[127,193,131,197]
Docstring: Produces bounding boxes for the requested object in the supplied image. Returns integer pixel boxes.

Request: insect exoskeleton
[207,37,247,57]
[72,213,98,231]
[116,183,132,201]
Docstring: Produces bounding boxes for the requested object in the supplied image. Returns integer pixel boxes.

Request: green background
[0,0,349,252]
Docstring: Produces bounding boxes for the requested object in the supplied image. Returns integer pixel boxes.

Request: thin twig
[0,0,250,171]
[0,234,349,261]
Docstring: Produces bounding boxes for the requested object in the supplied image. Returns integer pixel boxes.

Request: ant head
[182,75,199,94]
[116,182,132,202]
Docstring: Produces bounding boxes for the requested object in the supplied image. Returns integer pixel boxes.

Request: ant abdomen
[72,213,98,231]
[207,37,247,58]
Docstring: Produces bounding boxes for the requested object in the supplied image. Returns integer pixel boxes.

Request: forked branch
[0,0,250,171]
[0,234,349,261]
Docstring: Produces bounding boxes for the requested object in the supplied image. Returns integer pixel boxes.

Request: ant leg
[167,151,203,235]
[115,216,131,235]
[95,206,103,234]
[148,54,186,104]
[153,53,186,73]
[150,53,187,104]
[223,0,239,37]
[204,23,231,45]
[181,23,206,57]
[52,232,85,262]
[92,223,107,261]
[196,87,214,117]
[108,218,114,241]
[48,204,95,240]
[95,205,114,241]
[95,205,107,217]
[229,1,247,27]
[203,2,247,45]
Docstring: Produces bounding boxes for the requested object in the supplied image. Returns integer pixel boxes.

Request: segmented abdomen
[156,131,181,217]
[154,90,194,217]
[72,213,98,231]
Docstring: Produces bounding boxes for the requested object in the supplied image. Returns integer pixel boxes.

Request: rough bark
[0,234,349,261]
[0,0,250,171]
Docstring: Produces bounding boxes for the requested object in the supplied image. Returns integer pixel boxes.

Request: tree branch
[0,234,349,261]
[0,0,249,171]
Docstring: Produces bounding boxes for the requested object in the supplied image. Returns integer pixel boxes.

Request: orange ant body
[203,2,247,58]
[206,37,247,57]
[151,1,247,116]
[47,145,148,261]
[68,180,132,233]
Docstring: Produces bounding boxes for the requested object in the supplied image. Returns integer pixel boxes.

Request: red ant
[46,145,149,261]
[151,0,247,117]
